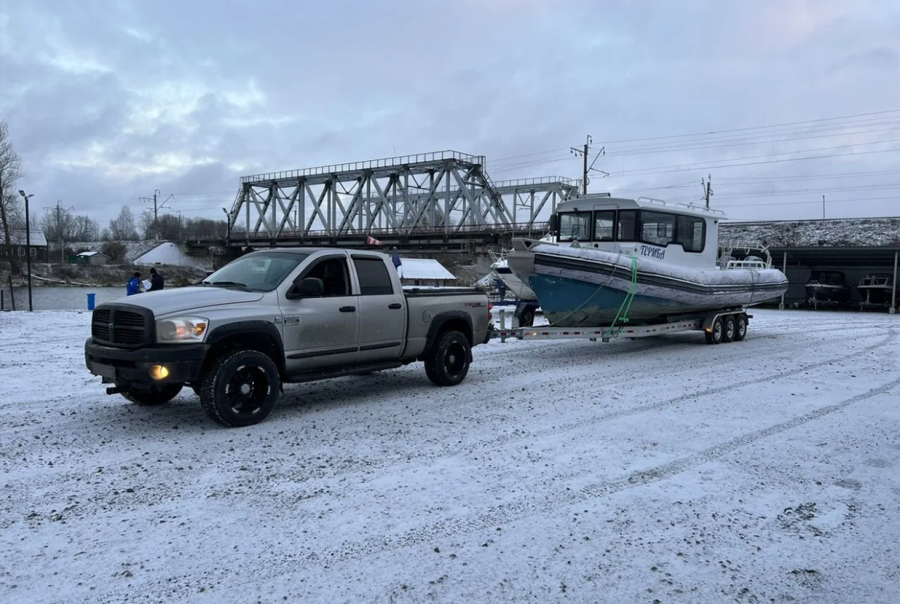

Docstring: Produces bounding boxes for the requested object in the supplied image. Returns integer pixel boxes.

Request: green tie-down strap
[605,255,638,339]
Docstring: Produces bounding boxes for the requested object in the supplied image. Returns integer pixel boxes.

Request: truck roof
[245,247,386,256]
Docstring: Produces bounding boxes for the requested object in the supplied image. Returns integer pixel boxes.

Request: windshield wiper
[203,281,251,291]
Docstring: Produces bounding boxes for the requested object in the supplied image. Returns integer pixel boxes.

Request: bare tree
[107,205,139,241]
[0,119,25,274]
[100,241,128,263]
[72,215,100,242]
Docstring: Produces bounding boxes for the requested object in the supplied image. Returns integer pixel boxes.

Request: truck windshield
[202,252,310,292]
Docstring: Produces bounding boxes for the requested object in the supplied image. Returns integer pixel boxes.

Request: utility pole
[822,195,825,220]
[141,189,173,240]
[701,174,713,208]
[18,190,34,311]
[51,200,74,263]
[570,135,607,195]
[222,208,231,248]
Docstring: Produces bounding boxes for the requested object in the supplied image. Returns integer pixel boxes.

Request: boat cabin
[548,195,725,269]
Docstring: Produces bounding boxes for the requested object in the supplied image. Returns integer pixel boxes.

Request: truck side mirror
[287,277,324,299]
[548,214,558,234]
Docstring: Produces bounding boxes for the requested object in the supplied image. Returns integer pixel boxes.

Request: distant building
[398,258,456,287]
[1,229,48,262]
[75,250,109,266]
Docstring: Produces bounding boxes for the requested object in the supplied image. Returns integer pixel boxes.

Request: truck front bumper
[84,338,207,388]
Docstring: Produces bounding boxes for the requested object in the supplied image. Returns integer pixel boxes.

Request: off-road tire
[200,349,281,427]
[121,383,183,406]
[424,330,471,387]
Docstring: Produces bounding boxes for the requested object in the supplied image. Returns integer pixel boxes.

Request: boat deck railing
[637,196,726,216]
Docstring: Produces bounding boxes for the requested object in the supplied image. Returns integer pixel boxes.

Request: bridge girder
[228,150,580,240]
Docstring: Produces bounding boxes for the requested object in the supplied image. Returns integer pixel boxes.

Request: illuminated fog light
[150,365,169,380]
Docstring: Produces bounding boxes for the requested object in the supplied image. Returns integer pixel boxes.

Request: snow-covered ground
[1,309,899,603]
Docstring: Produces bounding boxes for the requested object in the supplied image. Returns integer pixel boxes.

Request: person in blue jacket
[126,272,142,295]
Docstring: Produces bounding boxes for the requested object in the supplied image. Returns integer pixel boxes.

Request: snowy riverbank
[1,309,899,603]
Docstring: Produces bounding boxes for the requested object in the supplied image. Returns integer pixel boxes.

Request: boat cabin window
[593,211,615,241]
[676,215,706,253]
[553,208,706,252]
[558,211,592,242]
[617,210,637,241]
[640,211,676,246]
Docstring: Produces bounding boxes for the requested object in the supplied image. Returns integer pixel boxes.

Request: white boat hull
[507,242,789,326]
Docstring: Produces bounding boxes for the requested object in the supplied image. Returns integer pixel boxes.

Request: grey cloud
[1,0,898,225]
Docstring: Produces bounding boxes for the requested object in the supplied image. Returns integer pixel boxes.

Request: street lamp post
[222,207,231,249]
[18,189,34,312]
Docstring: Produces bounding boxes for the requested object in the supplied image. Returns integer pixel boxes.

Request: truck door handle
[388,303,402,309]
[339,306,356,313]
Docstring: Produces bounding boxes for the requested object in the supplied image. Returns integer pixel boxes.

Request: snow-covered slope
[132,242,211,269]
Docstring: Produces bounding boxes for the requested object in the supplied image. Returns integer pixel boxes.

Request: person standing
[126,272,142,295]
[148,267,165,291]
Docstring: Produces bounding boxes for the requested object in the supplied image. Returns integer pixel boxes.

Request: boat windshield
[558,211,592,242]
[202,252,310,292]
[554,208,707,253]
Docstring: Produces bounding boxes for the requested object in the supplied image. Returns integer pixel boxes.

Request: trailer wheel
[733,314,748,342]
[722,315,736,343]
[705,317,724,345]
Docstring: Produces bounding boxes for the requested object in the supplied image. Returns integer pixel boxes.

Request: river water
[2,287,131,311]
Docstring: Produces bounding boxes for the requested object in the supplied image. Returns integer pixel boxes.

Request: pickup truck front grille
[91,305,152,348]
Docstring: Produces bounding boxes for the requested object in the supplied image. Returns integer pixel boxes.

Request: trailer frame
[491,307,752,345]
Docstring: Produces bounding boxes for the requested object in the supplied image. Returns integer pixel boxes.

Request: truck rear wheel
[200,350,281,427]
[121,383,183,406]
[424,330,471,387]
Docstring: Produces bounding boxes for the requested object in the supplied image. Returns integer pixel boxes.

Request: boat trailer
[490,307,753,346]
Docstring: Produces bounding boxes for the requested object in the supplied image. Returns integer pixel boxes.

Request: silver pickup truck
[84,247,492,427]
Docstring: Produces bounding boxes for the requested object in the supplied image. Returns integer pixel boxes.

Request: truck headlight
[156,316,208,343]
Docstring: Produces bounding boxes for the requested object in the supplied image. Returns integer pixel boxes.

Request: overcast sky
[1,0,898,232]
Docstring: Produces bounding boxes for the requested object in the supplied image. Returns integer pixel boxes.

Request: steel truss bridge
[225,150,580,247]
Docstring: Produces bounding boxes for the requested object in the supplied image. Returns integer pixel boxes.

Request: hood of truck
[109,286,265,316]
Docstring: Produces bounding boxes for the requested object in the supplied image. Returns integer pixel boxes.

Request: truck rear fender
[421,312,474,362]
[202,321,286,376]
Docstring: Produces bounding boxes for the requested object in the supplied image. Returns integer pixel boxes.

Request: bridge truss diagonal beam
[228,150,581,240]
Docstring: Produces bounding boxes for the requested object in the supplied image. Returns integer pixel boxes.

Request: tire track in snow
[89,371,900,604]
[244,326,898,500]
[7,326,894,525]
[20,325,891,534]
[314,375,900,565]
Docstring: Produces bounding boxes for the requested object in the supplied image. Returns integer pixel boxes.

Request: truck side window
[301,258,350,297]
[353,257,394,296]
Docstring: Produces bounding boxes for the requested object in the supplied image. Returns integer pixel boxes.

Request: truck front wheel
[121,383,183,406]
[424,330,471,387]
[200,350,281,427]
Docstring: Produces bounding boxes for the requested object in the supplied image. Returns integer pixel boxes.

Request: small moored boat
[857,273,894,310]
[803,270,851,309]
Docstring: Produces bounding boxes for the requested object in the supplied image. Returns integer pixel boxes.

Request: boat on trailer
[505,195,789,329]
[803,270,851,309]
[857,273,894,310]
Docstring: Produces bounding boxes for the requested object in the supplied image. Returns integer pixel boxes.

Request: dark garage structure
[720,217,899,314]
